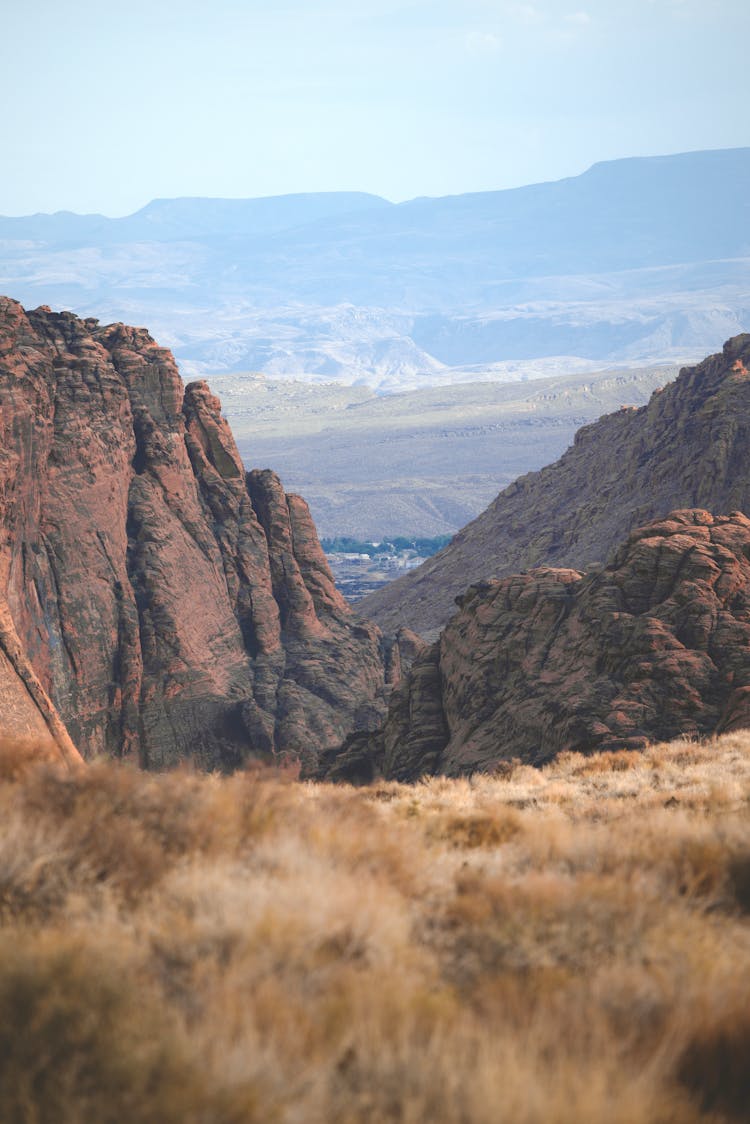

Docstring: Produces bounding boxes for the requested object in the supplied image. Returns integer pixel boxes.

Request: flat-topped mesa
[323,510,750,781]
[0,298,389,771]
[359,333,750,639]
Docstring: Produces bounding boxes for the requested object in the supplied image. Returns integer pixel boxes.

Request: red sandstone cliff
[322,511,750,780]
[0,299,388,769]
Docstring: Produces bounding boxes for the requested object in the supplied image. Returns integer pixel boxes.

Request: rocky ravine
[323,511,750,781]
[0,298,396,769]
[360,334,750,639]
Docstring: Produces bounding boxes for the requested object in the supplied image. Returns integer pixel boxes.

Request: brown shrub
[0,815,81,923]
[672,836,728,902]
[20,761,209,852]
[0,736,61,782]
[429,808,522,849]
[676,991,750,1120]
[727,850,750,913]
[10,762,280,905]
[564,749,643,776]
[0,933,209,1124]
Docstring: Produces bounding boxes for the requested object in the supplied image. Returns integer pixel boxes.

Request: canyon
[3,301,750,781]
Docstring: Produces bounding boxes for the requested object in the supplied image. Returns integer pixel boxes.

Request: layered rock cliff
[324,511,750,780]
[360,335,750,638]
[0,298,389,769]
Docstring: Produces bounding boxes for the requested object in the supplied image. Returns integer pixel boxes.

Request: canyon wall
[0,299,388,769]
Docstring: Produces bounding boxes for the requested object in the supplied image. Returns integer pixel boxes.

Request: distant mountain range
[1,148,748,387]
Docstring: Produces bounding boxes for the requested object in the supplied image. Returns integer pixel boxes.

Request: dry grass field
[1,733,750,1122]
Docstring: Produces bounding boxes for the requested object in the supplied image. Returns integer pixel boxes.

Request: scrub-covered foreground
[2,733,749,1123]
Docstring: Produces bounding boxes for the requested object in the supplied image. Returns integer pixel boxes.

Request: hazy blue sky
[2,0,748,215]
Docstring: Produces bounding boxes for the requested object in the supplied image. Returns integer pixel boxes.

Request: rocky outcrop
[0,299,387,769]
[359,335,750,638]
[325,511,750,779]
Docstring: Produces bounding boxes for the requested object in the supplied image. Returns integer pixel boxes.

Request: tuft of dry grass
[0,932,213,1124]
[1,730,749,1121]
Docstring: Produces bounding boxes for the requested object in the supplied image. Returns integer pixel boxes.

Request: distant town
[321,535,452,601]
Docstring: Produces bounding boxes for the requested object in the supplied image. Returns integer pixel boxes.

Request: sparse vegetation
[321,534,452,557]
[2,732,750,1122]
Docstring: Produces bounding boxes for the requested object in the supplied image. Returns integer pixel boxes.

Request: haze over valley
[210,362,676,539]
[2,148,748,391]
[4,147,747,555]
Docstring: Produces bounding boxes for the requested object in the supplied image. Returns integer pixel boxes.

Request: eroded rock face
[0,299,387,769]
[0,600,83,767]
[318,626,429,783]
[326,511,750,779]
[360,335,750,639]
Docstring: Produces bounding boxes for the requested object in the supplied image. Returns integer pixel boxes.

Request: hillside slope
[360,335,750,637]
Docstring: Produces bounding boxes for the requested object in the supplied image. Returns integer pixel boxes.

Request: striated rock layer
[0,298,389,769]
[324,511,750,780]
[360,334,750,638]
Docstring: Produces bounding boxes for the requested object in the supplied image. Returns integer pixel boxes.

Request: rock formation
[359,335,750,638]
[324,511,750,780]
[0,298,389,769]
